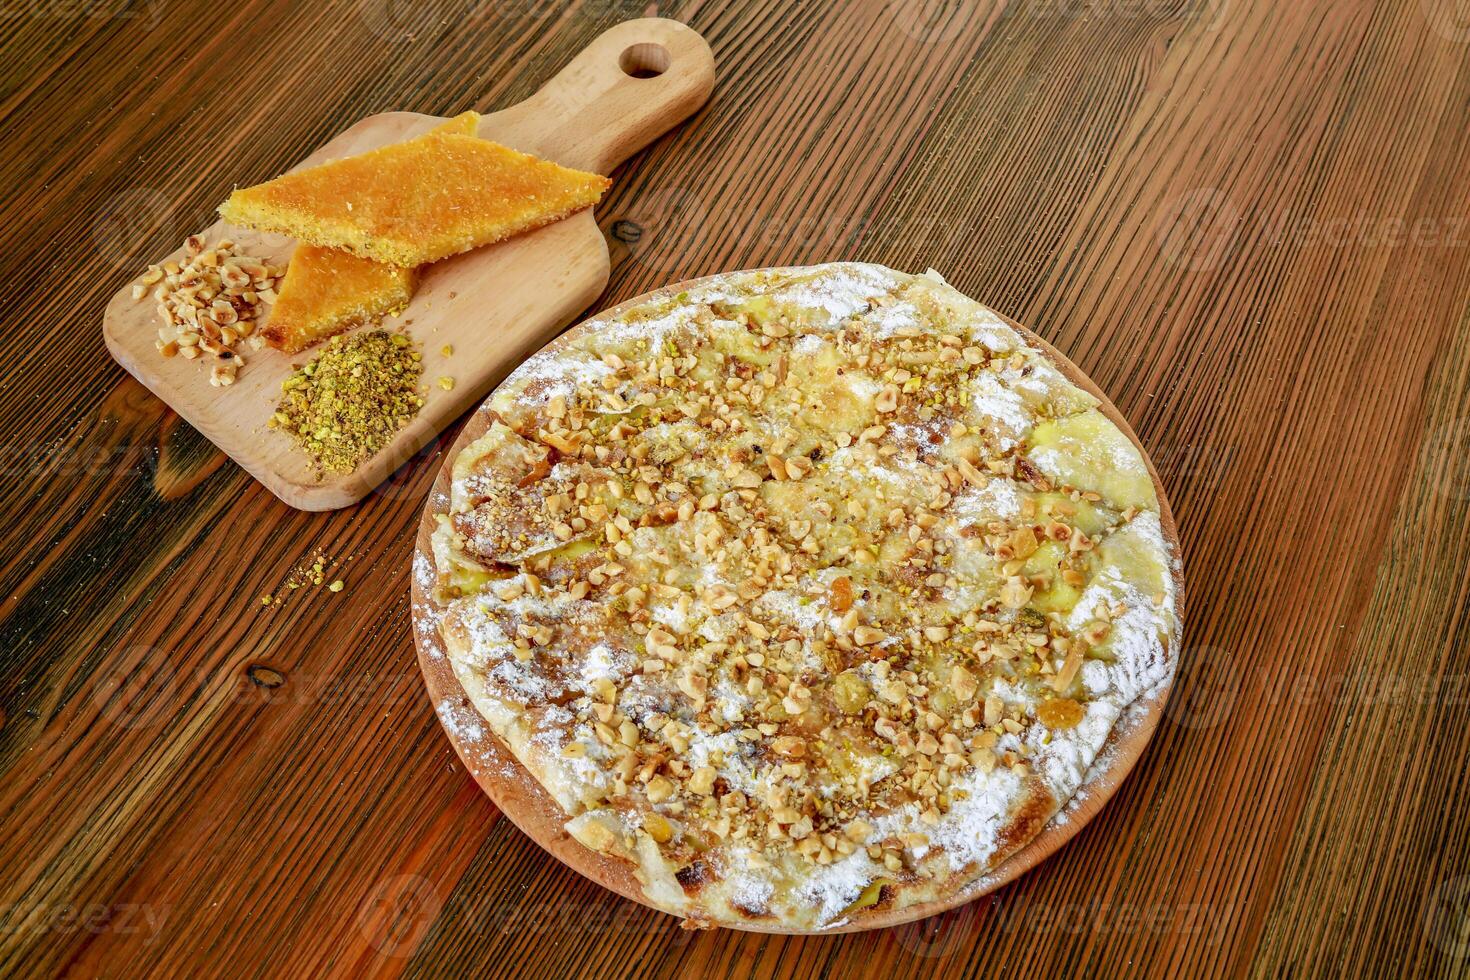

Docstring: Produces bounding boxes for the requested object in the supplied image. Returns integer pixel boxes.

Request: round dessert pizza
[414,263,1182,931]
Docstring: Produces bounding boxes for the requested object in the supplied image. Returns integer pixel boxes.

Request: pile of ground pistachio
[270,330,425,474]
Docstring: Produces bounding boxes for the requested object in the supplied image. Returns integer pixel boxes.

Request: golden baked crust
[218,111,610,266]
[426,264,1180,930]
[263,244,415,353]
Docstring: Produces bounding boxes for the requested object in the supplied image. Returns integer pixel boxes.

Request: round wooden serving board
[410,269,1185,934]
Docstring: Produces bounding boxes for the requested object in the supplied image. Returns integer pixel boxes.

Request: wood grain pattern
[102,18,714,510]
[2,0,1468,977]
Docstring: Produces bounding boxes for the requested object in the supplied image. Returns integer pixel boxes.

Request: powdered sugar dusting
[793,333,829,355]
[502,348,614,404]
[969,311,1021,352]
[969,372,1031,450]
[585,308,689,349]
[951,477,1023,524]
[923,765,1027,870]
[1029,423,1150,492]
[767,263,899,322]
[436,698,485,743]
[798,849,884,923]
[868,300,923,337]
[722,855,777,913]
[581,643,631,687]
[754,589,833,634]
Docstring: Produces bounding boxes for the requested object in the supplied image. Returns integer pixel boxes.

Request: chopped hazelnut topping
[687,766,717,795]
[952,664,978,702]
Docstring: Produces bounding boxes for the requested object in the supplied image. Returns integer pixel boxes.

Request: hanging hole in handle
[619,42,670,79]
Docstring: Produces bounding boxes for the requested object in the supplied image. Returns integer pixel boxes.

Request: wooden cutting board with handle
[102,18,714,511]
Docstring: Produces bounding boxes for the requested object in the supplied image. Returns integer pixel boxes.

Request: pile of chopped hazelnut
[136,235,284,386]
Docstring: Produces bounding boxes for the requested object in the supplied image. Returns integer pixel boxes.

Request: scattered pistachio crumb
[260,550,352,608]
[438,376,455,391]
[441,344,453,357]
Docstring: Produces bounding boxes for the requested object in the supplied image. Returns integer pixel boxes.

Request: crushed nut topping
[430,265,1178,929]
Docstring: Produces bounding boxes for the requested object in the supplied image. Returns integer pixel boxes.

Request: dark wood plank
[2,0,1469,977]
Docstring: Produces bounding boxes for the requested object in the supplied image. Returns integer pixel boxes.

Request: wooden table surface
[4,1,1470,977]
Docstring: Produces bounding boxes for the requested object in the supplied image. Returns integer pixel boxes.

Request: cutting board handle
[487,18,715,175]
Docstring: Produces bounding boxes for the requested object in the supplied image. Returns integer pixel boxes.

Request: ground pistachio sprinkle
[270,330,425,474]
